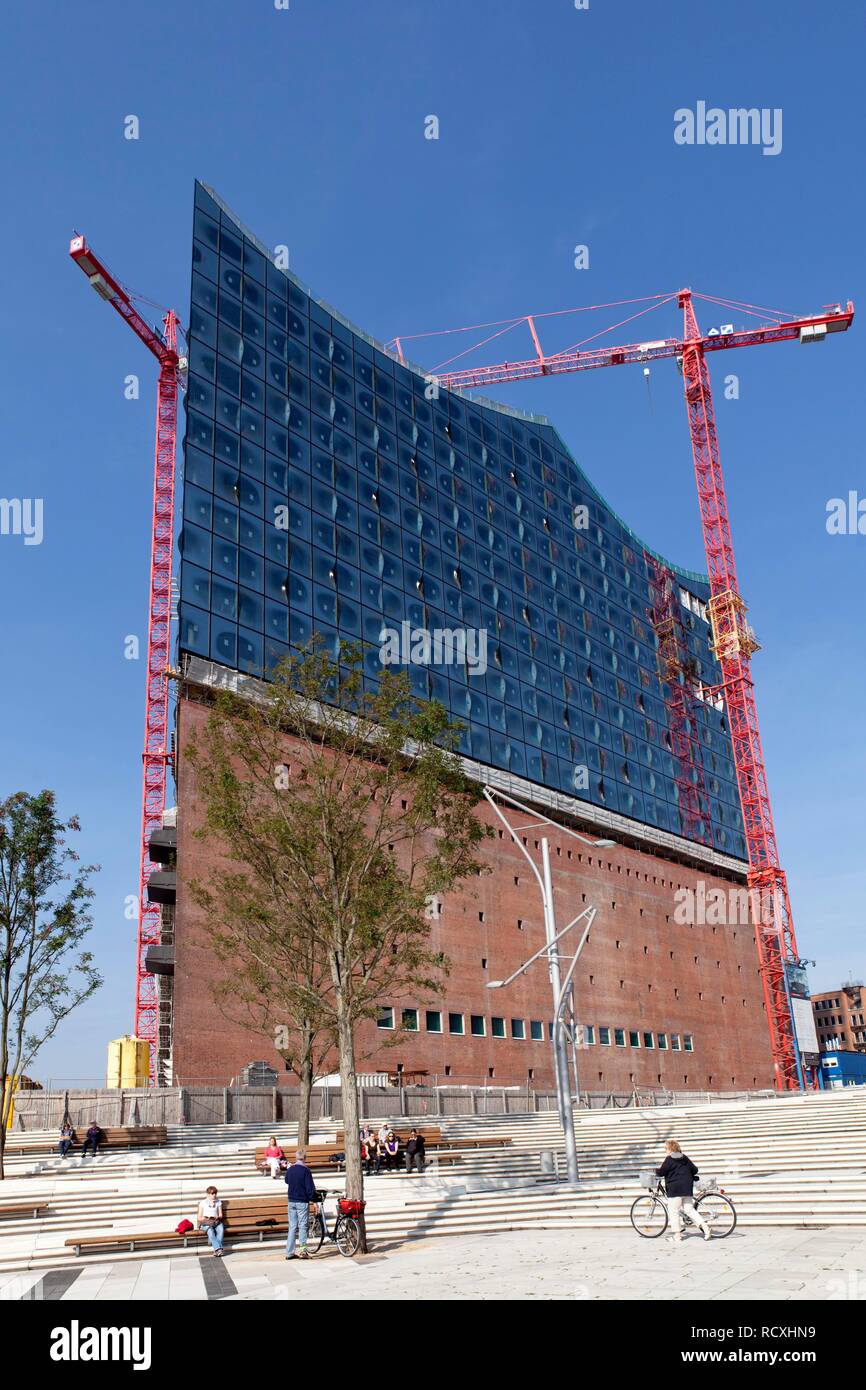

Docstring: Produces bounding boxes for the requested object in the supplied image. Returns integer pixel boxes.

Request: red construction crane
[69,235,184,1083]
[392,289,854,1091]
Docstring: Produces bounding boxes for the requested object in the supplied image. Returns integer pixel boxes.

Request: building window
[426,1010,442,1034]
[491,1016,506,1038]
[448,1012,465,1035]
[599,1027,611,1046]
[470,1015,486,1037]
[657,1033,668,1050]
[530,1020,544,1041]
[511,1019,526,1040]
[584,1025,595,1045]
[683,1034,693,1052]
[614,1028,626,1047]
[671,1033,681,1051]
[402,1008,419,1032]
[377,1006,395,1030]
[628,1030,640,1047]
[643,1032,654,1049]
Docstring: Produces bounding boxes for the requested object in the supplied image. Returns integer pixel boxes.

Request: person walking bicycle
[655,1140,711,1243]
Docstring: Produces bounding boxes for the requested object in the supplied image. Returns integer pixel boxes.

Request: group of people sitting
[360,1124,426,1174]
[258,1125,427,1179]
[57,1121,104,1158]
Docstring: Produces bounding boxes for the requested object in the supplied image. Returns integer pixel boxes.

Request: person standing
[197,1186,225,1257]
[285,1147,317,1260]
[58,1121,76,1158]
[655,1140,711,1243]
[405,1129,426,1174]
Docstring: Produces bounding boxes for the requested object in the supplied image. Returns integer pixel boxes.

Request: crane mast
[70,236,181,1082]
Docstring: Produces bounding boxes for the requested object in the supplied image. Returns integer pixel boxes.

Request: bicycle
[306,1189,364,1257]
[630,1175,737,1239]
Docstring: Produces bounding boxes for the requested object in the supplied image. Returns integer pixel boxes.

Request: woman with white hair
[655,1140,711,1243]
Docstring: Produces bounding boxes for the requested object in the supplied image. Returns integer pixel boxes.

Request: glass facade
[178,182,746,859]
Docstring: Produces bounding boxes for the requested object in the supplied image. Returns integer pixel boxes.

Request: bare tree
[184,641,490,1248]
[0,792,101,1179]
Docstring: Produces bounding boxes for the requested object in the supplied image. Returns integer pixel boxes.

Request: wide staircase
[1,1089,864,1270]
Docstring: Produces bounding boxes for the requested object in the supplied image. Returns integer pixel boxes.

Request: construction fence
[7,1083,778,1131]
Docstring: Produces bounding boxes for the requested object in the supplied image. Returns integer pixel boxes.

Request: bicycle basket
[338,1198,365,1218]
[638,1170,657,1190]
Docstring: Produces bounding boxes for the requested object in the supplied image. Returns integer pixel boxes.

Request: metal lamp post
[482,786,613,1189]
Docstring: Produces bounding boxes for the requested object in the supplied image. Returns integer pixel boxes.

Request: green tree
[0,792,101,1179]
[185,642,490,1248]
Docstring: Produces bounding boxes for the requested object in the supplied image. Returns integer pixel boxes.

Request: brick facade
[172,696,775,1092]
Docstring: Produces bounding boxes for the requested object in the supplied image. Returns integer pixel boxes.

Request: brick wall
[172,696,775,1092]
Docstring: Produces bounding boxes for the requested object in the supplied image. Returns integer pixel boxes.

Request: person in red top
[262,1136,285,1179]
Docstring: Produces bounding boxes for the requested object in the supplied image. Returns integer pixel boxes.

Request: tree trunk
[298,1034,313,1149]
[335,994,366,1253]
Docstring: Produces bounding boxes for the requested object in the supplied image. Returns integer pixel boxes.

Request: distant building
[811,983,866,1053]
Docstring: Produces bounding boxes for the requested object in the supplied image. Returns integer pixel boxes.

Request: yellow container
[106,1036,150,1089]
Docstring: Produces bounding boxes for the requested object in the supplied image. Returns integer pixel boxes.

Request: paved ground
[2,1226,865,1301]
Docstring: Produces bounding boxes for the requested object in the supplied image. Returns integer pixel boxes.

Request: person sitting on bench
[83,1122,103,1157]
[405,1129,426,1174]
[58,1122,76,1158]
[262,1137,285,1178]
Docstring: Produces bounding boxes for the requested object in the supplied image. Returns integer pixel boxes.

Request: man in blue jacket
[285,1147,317,1259]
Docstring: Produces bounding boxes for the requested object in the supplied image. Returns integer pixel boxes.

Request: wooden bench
[5,1125,168,1157]
[0,1201,48,1220]
[66,1194,290,1257]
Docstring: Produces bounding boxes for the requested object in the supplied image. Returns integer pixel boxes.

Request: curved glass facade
[178,182,746,859]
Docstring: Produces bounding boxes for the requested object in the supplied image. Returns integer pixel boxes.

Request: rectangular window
[614,1028,626,1047]
[599,1027,611,1046]
[530,1020,544,1041]
[377,1006,394,1030]
[583,1024,595,1045]
[671,1033,681,1051]
[402,1008,419,1032]
[426,1010,442,1034]
[491,1016,506,1039]
[683,1034,693,1052]
[643,1031,654,1049]
[628,1030,640,1047]
[548,1021,554,1040]
[470,1015,486,1037]
[511,1018,526,1040]
[448,1012,465,1035]
[657,1032,668,1050]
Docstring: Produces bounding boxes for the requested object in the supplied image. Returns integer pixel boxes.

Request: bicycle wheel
[306,1211,325,1253]
[696,1192,737,1237]
[335,1214,360,1257]
[630,1194,668,1238]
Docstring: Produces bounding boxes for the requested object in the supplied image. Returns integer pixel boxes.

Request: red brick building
[169,680,775,1093]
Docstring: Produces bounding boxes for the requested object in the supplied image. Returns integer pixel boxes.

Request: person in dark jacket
[405,1129,426,1174]
[655,1140,711,1242]
[83,1122,102,1157]
[284,1147,317,1259]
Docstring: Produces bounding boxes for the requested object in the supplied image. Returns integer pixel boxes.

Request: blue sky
[1,0,862,1081]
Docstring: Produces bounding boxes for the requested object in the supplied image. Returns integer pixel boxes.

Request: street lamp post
[482,786,612,1189]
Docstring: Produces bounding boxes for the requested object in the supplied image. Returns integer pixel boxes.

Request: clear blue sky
[1,0,862,1082]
